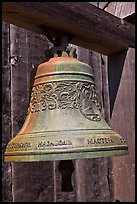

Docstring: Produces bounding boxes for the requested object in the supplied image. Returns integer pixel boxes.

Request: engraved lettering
[37,140,72,147]
[87,138,113,145]
[7,142,31,149]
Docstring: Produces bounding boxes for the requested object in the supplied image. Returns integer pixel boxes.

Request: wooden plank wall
[2,22,12,202]
[88,2,135,202]
[109,48,135,202]
[90,2,135,201]
[9,25,57,202]
[105,2,135,18]
[2,2,135,202]
[104,2,135,202]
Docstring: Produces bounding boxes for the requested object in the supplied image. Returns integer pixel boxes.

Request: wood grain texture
[2,3,135,201]
[105,2,135,18]
[2,22,12,202]
[110,48,135,201]
[105,2,135,201]
[9,25,55,202]
[2,2,135,55]
[90,3,135,202]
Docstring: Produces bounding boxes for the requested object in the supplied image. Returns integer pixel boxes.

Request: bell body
[4,54,128,162]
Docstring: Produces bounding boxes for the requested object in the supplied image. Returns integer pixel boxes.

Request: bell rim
[4,148,128,162]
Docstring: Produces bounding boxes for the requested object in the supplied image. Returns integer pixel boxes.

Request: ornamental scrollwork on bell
[27,81,101,122]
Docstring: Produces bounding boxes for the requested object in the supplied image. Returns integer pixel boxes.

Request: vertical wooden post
[9,25,55,202]
[2,22,12,202]
[109,48,135,201]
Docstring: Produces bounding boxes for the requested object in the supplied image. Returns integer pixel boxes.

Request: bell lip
[4,148,128,162]
[4,128,128,163]
[4,145,128,162]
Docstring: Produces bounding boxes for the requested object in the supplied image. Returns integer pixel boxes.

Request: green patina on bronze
[4,52,128,162]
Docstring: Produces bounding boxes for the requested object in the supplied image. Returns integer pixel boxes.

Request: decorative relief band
[27,81,101,121]
[76,82,101,121]
[6,137,127,151]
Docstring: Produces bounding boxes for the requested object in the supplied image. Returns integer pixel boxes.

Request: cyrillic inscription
[87,138,113,145]
[7,142,31,149]
[37,139,72,147]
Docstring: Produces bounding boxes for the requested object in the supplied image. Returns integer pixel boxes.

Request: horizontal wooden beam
[2,2,135,55]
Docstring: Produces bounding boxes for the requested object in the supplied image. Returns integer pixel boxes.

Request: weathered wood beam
[2,2,135,55]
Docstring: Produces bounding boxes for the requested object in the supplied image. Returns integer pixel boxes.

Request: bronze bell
[4,49,128,162]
